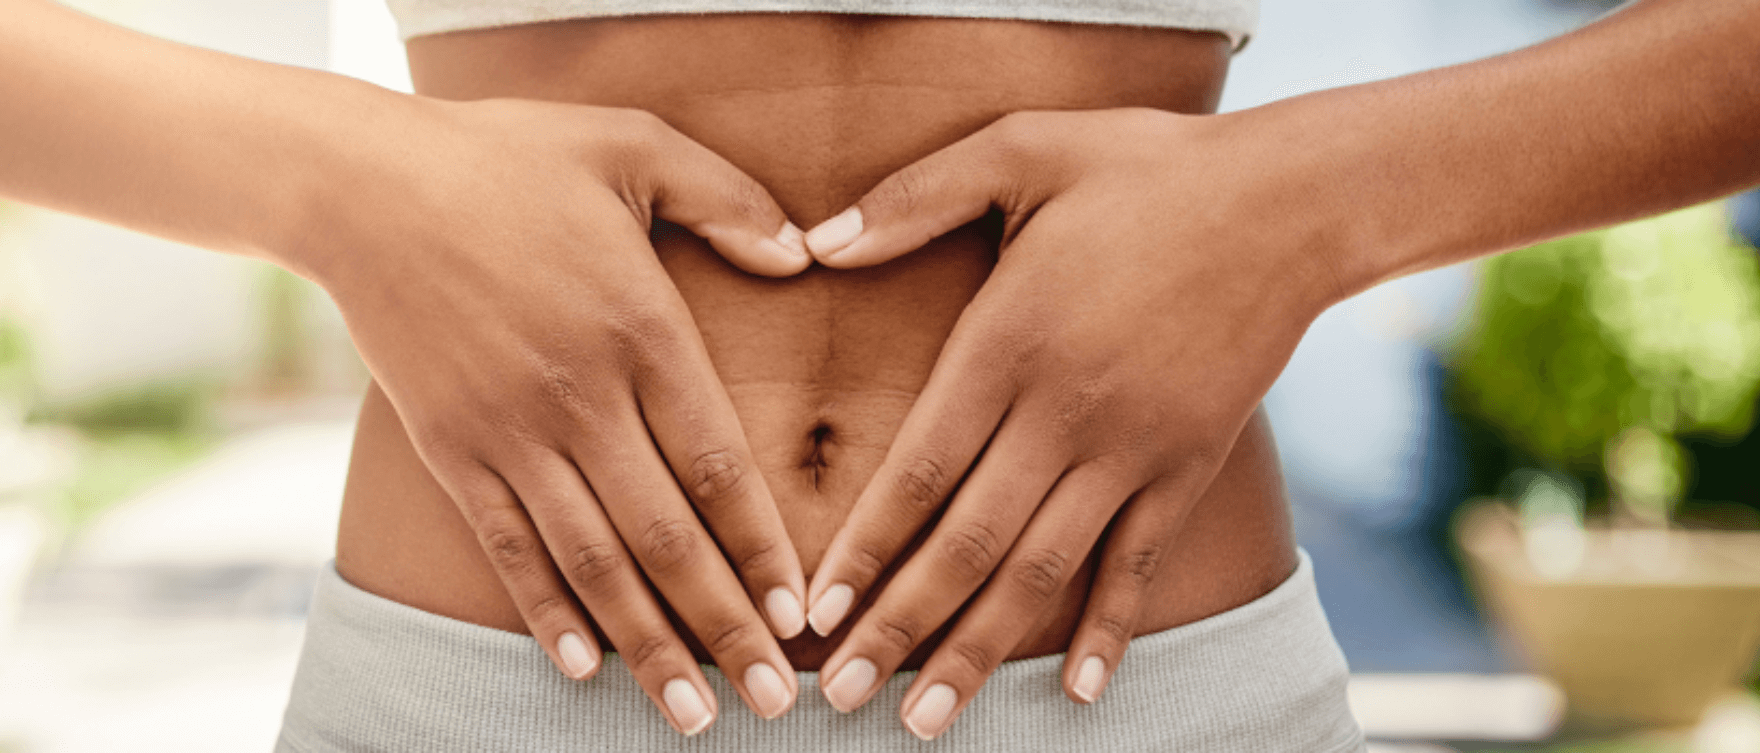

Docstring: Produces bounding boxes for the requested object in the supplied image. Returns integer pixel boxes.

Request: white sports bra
[385,0,1259,51]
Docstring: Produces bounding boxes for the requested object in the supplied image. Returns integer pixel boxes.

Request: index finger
[802,111,1067,268]
[803,330,1018,637]
[572,413,801,724]
[633,318,811,639]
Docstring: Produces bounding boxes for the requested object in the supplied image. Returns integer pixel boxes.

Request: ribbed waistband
[385,0,1260,51]
[277,549,1362,752]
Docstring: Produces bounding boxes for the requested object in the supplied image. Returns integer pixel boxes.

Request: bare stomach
[335,13,1298,671]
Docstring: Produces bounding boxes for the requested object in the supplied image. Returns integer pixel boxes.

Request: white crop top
[385,0,1259,51]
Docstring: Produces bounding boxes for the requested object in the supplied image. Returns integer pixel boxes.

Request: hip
[280,549,1362,752]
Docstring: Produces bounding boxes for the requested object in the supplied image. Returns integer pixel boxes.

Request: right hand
[294,97,812,734]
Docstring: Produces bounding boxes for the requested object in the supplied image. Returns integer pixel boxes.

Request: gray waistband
[277,549,1362,752]
[384,0,1259,51]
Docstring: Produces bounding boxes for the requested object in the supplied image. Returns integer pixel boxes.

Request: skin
[3,0,1758,743]
[355,11,1295,726]
[802,0,1760,738]
[3,0,824,732]
[1,1,1292,733]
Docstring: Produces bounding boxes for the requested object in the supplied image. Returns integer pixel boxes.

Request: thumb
[642,128,810,277]
[804,116,1049,269]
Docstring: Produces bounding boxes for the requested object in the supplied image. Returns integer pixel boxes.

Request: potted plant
[1448,201,1760,730]
[0,211,56,638]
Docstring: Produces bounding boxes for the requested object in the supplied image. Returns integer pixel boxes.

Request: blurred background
[1,0,1757,751]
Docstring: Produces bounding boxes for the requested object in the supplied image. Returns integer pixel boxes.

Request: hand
[298,97,813,734]
[797,109,1341,739]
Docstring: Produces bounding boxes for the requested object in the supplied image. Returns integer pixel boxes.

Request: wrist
[261,79,442,288]
[1189,104,1373,318]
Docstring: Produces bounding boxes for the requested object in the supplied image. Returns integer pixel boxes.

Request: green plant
[29,379,215,437]
[28,380,219,527]
[0,314,30,405]
[0,223,35,410]
[1449,203,1760,519]
[1490,741,1683,753]
[56,429,213,526]
[257,265,315,393]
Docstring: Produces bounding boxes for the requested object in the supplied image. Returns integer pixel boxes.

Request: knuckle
[407,422,471,464]
[948,640,998,676]
[876,162,934,219]
[448,478,506,527]
[1008,549,1070,603]
[622,633,674,671]
[1181,440,1228,477]
[1147,430,1227,482]
[638,517,702,576]
[598,109,667,166]
[523,593,573,625]
[890,455,952,514]
[625,108,671,139]
[684,448,748,510]
[734,537,782,577]
[604,304,686,361]
[480,524,539,573]
[1113,544,1163,587]
[719,174,773,219]
[846,543,890,583]
[1091,612,1134,644]
[1050,377,1115,438]
[1110,422,1165,463]
[873,614,924,654]
[700,618,756,655]
[986,111,1051,165]
[957,319,1046,381]
[938,521,1003,581]
[986,112,1034,152]
[532,358,598,420]
[564,541,627,592]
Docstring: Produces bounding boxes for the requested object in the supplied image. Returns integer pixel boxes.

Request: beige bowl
[1457,502,1760,729]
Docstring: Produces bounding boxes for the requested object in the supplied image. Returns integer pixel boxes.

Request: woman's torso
[335,13,1298,671]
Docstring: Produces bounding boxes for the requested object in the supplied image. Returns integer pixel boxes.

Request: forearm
[1228,0,1760,302]
[0,0,415,274]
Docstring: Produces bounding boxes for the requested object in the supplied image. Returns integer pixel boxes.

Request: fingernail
[804,207,863,257]
[664,678,714,736]
[557,631,598,680]
[1072,655,1107,703]
[765,587,806,638]
[744,662,794,719]
[765,221,810,264]
[903,683,959,741]
[808,583,854,637]
[824,657,877,712]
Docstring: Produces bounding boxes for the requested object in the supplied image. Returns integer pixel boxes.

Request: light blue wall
[1224,0,1614,528]
[1212,0,1618,671]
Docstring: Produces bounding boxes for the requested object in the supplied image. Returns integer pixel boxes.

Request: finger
[802,112,1062,268]
[803,335,1018,637]
[572,413,800,722]
[501,454,725,735]
[634,342,809,640]
[899,465,1138,740]
[816,421,1065,713]
[1063,477,1195,705]
[638,117,810,276]
[442,462,605,683]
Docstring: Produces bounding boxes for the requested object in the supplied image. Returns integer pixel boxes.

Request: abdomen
[336,12,1296,670]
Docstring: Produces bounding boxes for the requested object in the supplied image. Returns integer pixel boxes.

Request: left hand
[797,108,1343,739]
